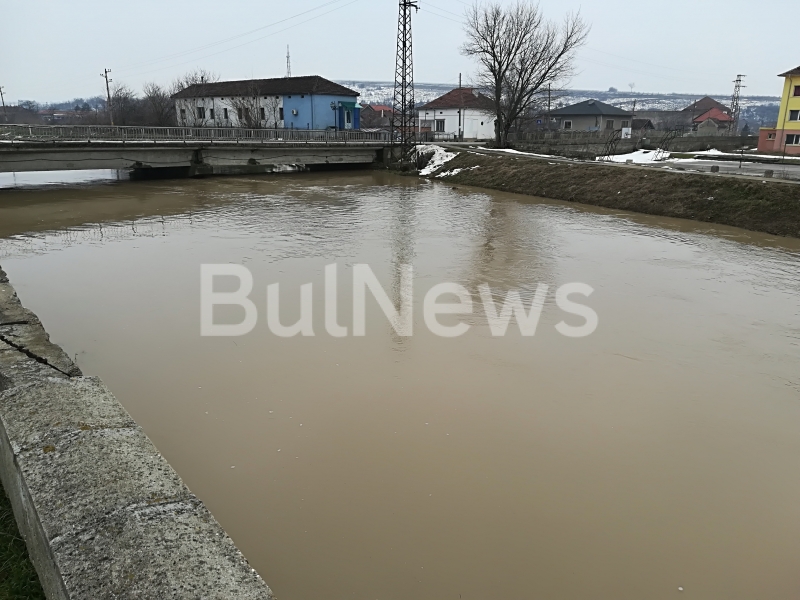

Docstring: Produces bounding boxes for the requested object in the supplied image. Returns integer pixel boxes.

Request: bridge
[0,125,393,176]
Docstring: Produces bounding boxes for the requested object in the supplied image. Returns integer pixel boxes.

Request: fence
[0,124,390,144]
[507,130,625,143]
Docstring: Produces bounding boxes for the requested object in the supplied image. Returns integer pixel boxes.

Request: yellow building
[758,66,800,154]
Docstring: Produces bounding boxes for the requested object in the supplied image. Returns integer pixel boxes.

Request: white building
[419,88,495,141]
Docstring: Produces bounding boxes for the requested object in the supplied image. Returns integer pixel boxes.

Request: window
[786,134,800,145]
[563,120,572,130]
[209,108,214,120]
[767,132,776,140]
[345,110,352,125]
[180,108,186,121]
[260,107,266,120]
[435,119,445,132]
[794,85,800,97]
[237,107,243,120]
[621,120,630,128]
[196,107,205,119]
[789,109,800,121]
[606,119,614,129]
[223,108,228,120]
[279,107,284,120]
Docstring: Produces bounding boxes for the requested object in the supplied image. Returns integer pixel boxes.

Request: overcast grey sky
[0,0,793,103]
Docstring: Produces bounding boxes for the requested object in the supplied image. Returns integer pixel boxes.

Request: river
[1,170,799,599]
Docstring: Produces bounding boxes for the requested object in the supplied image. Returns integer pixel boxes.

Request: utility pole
[286,45,292,78]
[101,69,113,126]
[547,84,551,130]
[729,74,745,136]
[0,86,7,122]
[390,0,419,160]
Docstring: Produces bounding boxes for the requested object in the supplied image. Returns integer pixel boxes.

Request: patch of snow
[687,148,787,160]
[437,168,464,177]
[490,148,556,159]
[598,149,669,164]
[417,144,457,176]
[436,165,480,178]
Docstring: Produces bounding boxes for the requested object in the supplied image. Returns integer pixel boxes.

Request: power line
[729,74,746,135]
[101,69,113,126]
[421,1,463,20]
[115,0,349,73]
[392,1,419,159]
[122,0,361,80]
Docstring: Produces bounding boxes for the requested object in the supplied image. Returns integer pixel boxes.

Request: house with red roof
[691,106,733,135]
[360,104,394,128]
[418,88,495,140]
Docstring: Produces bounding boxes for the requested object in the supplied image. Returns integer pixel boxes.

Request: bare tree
[111,83,142,126]
[462,1,588,146]
[227,82,282,129]
[170,69,220,95]
[142,82,174,126]
[228,94,263,129]
[171,69,220,127]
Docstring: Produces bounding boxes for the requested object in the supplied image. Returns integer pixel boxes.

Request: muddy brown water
[1,170,800,600]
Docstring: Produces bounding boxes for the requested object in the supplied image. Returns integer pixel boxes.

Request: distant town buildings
[171,75,361,130]
[545,95,738,136]
[758,66,800,155]
[417,88,495,140]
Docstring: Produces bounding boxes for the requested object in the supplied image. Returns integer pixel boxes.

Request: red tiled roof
[422,88,494,110]
[693,107,733,123]
[366,104,393,112]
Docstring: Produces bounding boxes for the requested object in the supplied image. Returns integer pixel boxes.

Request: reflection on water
[0,169,123,189]
[2,171,800,600]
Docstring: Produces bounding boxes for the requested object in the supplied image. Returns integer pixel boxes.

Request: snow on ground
[417,145,457,176]
[597,149,669,163]
[436,166,480,178]
[686,148,788,160]
[487,148,557,159]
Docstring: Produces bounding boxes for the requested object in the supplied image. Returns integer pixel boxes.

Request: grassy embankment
[427,152,800,238]
[0,484,44,599]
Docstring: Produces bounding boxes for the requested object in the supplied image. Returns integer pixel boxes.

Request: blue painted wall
[283,94,360,129]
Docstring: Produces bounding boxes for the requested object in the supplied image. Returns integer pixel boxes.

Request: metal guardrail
[0,124,390,144]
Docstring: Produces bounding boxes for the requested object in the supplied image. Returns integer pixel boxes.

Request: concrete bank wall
[0,267,274,599]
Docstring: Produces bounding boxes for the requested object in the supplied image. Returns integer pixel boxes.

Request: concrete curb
[0,266,274,599]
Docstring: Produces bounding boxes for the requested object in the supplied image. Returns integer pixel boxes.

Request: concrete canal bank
[425,150,800,238]
[0,266,273,599]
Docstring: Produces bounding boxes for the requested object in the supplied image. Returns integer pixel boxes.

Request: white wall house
[419,88,495,140]
[174,95,284,128]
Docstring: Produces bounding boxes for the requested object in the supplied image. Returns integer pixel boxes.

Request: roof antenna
[286,45,291,78]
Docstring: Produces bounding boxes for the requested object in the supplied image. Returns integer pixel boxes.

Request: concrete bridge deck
[0,125,391,175]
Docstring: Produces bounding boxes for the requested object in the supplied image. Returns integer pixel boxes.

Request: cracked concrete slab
[0,267,81,377]
[0,266,274,600]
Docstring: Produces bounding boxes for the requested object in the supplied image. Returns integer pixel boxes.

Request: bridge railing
[0,124,390,144]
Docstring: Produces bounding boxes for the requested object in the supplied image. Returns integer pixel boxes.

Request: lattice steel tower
[729,74,745,135]
[391,0,419,159]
